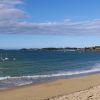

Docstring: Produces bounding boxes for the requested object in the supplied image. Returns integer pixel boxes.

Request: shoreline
[0,70,100,90]
[1,73,100,100]
[0,71,99,91]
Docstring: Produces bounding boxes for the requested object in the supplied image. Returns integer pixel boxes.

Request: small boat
[4,53,9,61]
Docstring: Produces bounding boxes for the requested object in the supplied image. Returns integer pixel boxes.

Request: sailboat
[4,53,9,61]
[0,52,9,61]
[0,52,16,62]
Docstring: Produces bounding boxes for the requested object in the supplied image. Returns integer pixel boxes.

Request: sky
[0,0,100,49]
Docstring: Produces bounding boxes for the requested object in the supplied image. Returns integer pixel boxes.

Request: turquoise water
[0,50,100,89]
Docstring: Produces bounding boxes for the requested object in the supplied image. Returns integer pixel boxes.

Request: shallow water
[0,50,100,89]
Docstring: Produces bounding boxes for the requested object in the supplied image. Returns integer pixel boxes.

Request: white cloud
[0,0,100,35]
[0,0,23,5]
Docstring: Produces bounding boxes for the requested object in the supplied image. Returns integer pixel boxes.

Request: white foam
[0,67,100,81]
[16,82,33,86]
[0,76,11,80]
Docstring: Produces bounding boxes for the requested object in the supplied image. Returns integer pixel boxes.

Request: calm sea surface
[0,50,100,89]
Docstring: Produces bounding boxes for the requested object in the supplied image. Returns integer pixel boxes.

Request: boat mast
[0,53,2,60]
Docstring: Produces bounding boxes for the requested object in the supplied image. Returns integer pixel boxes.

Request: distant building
[95,46,100,51]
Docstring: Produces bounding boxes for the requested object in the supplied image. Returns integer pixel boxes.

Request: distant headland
[0,46,100,52]
[19,46,100,52]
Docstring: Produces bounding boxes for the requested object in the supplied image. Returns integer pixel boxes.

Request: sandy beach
[50,85,100,100]
[1,74,100,100]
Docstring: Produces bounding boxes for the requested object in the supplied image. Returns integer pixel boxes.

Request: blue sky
[0,0,100,49]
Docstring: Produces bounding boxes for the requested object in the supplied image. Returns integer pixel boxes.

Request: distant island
[20,46,100,52]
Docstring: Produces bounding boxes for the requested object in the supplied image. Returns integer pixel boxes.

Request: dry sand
[50,85,100,100]
[0,74,100,100]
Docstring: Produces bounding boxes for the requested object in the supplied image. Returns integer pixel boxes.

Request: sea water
[0,50,100,89]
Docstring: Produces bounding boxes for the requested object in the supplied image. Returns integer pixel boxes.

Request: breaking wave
[0,67,100,81]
